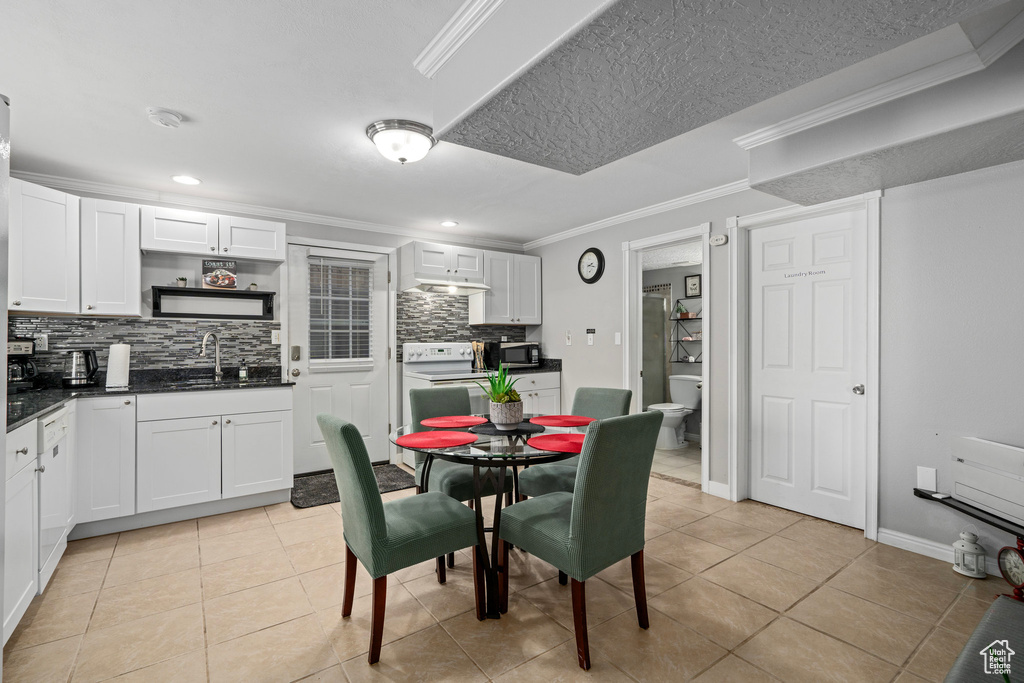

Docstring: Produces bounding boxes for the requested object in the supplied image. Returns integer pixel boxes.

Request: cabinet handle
[223,247,228,252]
[35,465,45,473]
[86,304,94,310]
[15,447,28,455]
[124,400,131,405]
[225,419,231,424]
[210,246,216,251]
[212,420,218,425]
[12,300,20,306]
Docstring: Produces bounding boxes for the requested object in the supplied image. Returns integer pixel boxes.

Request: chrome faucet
[200,331,223,381]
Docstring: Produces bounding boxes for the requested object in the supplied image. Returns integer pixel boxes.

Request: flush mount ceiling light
[365,120,435,164]
[440,220,459,227]
[171,175,201,185]
[147,107,183,129]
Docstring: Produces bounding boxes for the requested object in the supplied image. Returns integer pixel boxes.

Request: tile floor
[3,475,1000,682]
[651,445,701,482]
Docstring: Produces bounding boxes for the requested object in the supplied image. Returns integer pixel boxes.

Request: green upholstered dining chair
[498,410,661,670]
[408,386,513,579]
[517,387,632,498]
[317,414,480,665]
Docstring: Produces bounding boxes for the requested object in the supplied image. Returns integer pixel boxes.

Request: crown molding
[734,12,1024,151]
[12,171,525,251]
[522,179,749,251]
[413,0,505,79]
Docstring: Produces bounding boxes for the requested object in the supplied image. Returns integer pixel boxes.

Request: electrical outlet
[271,330,281,344]
[614,332,621,345]
[565,330,572,346]
[501,336,507,342]
[34,334,48,351]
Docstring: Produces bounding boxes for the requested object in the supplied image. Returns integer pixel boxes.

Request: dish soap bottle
[238,360,248,382]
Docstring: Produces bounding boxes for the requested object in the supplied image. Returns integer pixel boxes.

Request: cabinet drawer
[512,372,560,392]
[136,388,292,421]
[6,423,38,481]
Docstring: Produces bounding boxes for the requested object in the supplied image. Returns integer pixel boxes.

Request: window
[308,257,373,368]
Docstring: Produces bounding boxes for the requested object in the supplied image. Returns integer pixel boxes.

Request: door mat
[290,465,417,509]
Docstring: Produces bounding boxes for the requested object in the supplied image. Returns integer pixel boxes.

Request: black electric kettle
[63,350,99,387]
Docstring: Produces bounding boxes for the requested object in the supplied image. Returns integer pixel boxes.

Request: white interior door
[749,209,868,528]
[288,245,389,472]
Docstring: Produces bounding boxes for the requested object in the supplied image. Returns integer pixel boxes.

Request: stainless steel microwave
[482,342,541,369]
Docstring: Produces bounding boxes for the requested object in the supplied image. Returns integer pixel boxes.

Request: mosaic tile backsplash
[395,292,525,362]
[9,316,281,374]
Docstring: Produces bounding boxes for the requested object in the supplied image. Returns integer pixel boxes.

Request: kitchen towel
[106,343,130,388]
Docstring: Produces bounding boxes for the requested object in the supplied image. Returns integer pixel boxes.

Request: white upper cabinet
[9,179,80,313]
[80,198,141,316]
[401,241,485,286]
[140,206,218,255]
[469,252,542,325]
[218,215,286,261]
[513,254,542,325]
[449,246,485,282]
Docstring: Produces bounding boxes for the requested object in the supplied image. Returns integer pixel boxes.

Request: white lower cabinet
[222,410,293,498]
[4,444,38,645]
[76,397,136,523]
[137,417,222,512]
[516,373,561,416]
[526,388,560,416]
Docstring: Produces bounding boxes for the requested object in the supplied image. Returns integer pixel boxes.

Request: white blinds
[308,256,373,363]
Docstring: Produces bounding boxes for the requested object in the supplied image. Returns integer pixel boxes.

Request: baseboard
[877,527,999,577]
[684,432,702,443]
[706,480,730,500]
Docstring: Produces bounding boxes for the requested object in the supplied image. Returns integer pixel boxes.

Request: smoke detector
[147,108,182,129]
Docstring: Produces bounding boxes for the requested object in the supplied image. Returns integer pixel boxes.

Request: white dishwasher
[37,406,70,591]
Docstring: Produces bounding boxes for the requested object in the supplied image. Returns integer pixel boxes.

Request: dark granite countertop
[483,359,561,375]
[8,367,293,433]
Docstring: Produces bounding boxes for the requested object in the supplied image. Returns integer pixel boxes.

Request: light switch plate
[565,330,572,346]
[34,334,48,351]
[271,330,281,344]
[917,466,937,491]
[614,332,621,345]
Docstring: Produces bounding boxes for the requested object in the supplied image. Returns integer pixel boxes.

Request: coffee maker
[7,339,39,393]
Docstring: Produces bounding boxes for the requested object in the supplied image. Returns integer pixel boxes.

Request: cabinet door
[222,410,293,498]
[514,254,542,325]
[218,215,286,262]
[137,417,222,512]
[9,179,80,313]
[450,246,485,283]
[76,397,136,523]
[4,462,37,645]
[140,206,218,255]
[80,198,141,315]
[531,389,561,416]
[412,242,452,279]
[482,251,515,324]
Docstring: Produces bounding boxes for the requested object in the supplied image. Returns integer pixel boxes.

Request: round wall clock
[998,545,1024,600]
[578,247,605,284]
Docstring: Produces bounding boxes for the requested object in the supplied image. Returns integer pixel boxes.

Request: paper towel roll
[106,344,131,389]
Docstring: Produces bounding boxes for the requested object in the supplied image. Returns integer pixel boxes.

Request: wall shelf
[671,313,703,363]
[151,286,275,320]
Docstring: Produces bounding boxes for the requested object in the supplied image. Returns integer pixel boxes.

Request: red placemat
[396,431,478,449]
[420,415,488,428]
[529,415,596,428]
[526,433,585,454]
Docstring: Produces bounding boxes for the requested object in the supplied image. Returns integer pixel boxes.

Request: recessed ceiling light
[440,220,459,228]
[172,175,202,185]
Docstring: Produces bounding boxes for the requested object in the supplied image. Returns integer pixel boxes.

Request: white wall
[879,159,1024,554]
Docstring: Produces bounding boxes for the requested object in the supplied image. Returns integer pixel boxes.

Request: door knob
[852,384,865,395]
[291,368,301,377]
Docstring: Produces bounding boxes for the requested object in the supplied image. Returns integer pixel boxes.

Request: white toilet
[648,375,702,450]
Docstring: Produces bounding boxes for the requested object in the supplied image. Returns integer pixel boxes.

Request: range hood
[402,278,491,296]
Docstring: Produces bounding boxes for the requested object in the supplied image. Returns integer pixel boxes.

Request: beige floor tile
[492,639,633,682]
[44,558,108,599]
[905,627,970,682]
[680,515,771,552]
[828,560,960,622]
[61,534,119,567]
[777,518,875,559]
[342,624,486,683]
[692,654,780,682]
[300,561,398,612]
[786,586,932,665]
[204,576,313,645]
[110,649,207,682]
[712,500,804,533]
[590,607,727,681]
[274,512,345,546]
[959,576,1003,601]
[596,553,691,598]
[319,583,438,662]
[506,547,560,592]
[197,506,272,539]
[103,541,200,588]
[893,672,931,683]
[521,577,635,632]
[644,530,734,574]
[285,532,350,574]
[442,593,572,678]
[938,593,996,636]
[1,634,81,682]
[201,547,296,599]
[742,534,851,582]
[856,544,968,593]
[113,520,198,557]
[5,590,97,651]
[645,477,696,500]
[736,618,898,683]
[91,568,202,630]
[644,498,707,529]
[199,525,282,565]
[403,561,480,621]
[207,613,338,683]
[669,488,735,515]
[392,551,469,584]
[296,664,345,682]
[702,555,817,611]
[650,577,776,649]
[644,519,673,541]
[265,501,337,524]
[72,603,204,683]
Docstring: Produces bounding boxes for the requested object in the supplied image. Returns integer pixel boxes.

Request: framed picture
[684,274,701,298]
[202,259,238,290]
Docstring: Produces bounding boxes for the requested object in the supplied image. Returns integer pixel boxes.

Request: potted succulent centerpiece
[176,276,188,288]
[476,363,523,430]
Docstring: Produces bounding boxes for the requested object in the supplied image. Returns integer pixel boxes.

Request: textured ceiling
[440,0,1002,175]
[642,241,702,270]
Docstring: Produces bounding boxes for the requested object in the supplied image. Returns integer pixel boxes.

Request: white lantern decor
[952,529,987,578]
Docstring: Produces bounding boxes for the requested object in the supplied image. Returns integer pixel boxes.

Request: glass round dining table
[389,415,581,619]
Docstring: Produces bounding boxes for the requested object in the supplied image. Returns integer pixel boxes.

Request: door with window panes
[288,245,390,473]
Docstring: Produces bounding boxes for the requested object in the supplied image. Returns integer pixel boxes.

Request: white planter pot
[489,401,523,431]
